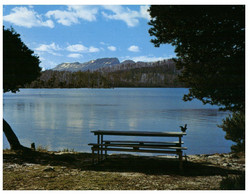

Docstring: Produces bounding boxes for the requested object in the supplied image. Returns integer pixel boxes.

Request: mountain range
[27,57,183,88]
[52,57,138,72]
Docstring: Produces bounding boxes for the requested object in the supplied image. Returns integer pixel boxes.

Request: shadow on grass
[87,155,243,177]
[3,150,243,177]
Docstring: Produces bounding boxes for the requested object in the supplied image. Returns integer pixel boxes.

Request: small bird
[180,124,187,132]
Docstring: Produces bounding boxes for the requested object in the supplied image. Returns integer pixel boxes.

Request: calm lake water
[3,88,232,154]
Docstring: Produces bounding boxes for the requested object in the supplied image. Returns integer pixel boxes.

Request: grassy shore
[3,149,245,190]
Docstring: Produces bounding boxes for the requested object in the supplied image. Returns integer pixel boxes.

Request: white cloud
[46,5,98,26]
[66,44,100,53]
[39,60,58,70]
[139,5,151,20]
[88,46,100,53]
[35,42,62,56]
[128,45,140,52]
[66,44,88,52]
[102,5,150,27]
[123,56,169,62]
[38,56,45,61]
[3,5,150,28]
[3,6,54,28]
[46,10,78,26]
[45,61,57,69]
[107,46,117,51]
[36,42,61,51]
[67,53,83,58]
[68,5,98,21]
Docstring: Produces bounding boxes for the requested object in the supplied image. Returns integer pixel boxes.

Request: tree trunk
[3,119,22,150]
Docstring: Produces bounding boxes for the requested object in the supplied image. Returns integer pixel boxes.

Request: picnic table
[89,130,187,170]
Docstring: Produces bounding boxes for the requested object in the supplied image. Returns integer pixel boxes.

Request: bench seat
[103,140,184,145]
[88,143,187,150]
[90,146,184,154]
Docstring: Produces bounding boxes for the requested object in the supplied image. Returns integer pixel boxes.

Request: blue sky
[3,4,176,70]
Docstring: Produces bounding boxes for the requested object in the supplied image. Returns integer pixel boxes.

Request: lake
[3,88,232,154]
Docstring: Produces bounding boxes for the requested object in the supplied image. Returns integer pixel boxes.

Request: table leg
[178,136,182,147]
[105,146,107,159]
[178,150,183,171]
[178,136,183,171]
[101,135,103,160]
[97,134,100,163]
[92,147,94,165]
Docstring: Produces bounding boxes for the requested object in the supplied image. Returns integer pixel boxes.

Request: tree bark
[3,118,22,150]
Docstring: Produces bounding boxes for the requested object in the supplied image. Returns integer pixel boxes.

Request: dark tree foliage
[3,26,41,150]
[148,5,245,112]
[3,26,41,93]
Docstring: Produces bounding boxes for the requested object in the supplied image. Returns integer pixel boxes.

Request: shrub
[218,111,245,152]
[36,145,49,152]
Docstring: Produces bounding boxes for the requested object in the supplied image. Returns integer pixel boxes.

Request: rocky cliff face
[53,58,120,72]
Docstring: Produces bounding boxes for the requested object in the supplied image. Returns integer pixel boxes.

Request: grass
[3,149,245,190]
[220,173,245,190]
[36,145,49,152]
[36,146,76,153]
[59,148,76,153]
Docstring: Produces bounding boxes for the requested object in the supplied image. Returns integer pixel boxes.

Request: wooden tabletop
[91,130,186,137]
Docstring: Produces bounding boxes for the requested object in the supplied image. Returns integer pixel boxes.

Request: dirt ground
[3,149,245,190]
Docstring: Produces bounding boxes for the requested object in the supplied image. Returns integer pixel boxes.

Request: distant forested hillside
[26,59,185,88]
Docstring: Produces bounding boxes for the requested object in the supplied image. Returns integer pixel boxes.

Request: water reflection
[3,88,232,154]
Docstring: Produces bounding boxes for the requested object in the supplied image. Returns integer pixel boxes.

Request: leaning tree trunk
[3,118,23,150]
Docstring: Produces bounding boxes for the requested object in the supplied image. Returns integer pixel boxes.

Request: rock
[4,164,20,169]
[23,163,36,167]
[43,167,55,172]
[222,163,229,167]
